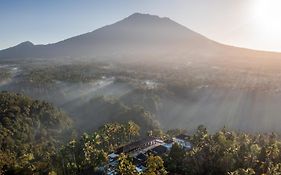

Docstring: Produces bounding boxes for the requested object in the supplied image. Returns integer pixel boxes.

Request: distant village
[106,134,192,174]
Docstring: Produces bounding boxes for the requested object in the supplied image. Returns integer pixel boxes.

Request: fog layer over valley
[1,58,281,133]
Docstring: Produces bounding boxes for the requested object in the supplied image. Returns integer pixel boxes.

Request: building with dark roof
[116,136,158,154]
[150,145,168,156]
[105,135,192,174]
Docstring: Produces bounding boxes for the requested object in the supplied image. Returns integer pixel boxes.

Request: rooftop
[116,136,158,154]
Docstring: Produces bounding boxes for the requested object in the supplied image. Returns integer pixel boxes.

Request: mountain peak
[124,13,170,22]
[128,13,159,18]
[17,41,34,47]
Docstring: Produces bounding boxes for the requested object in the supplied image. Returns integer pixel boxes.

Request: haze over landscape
[2,11,281,132]
[2,1,281,174]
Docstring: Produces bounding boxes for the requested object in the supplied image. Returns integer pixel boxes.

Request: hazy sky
[1,0,281,51]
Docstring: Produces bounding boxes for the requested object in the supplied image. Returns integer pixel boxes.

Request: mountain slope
[0,13,219,59]
[0,13,280,62]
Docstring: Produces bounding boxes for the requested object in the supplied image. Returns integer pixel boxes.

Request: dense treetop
[0,92,72,174]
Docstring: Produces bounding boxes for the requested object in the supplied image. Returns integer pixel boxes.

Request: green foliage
[57,138,108,175]
[144,155,167,175]
[117,153,138,175]
[164,143,187,174]
[0,91,73,174]
[25,64,104,84]
[166,128,187,138]
[147,129,167,139]
[57,121,140,175]
[170,126,281,175]
[74,96,159,135]
[3,91,281,175]
[0,71,11,82]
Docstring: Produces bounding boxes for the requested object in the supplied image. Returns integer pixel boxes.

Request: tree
[144,155,167,175]
[165,143,187,174]
[125,121,140,141]
[57,121,140,175]
[116,153,138,175]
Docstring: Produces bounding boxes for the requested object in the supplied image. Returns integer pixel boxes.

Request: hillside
[0,92,73,174]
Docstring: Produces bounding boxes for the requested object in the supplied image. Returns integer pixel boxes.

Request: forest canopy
[0,92,73,174]
[1,92,281,175]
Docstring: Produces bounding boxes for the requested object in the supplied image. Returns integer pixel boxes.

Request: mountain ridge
[0,13,280,61]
